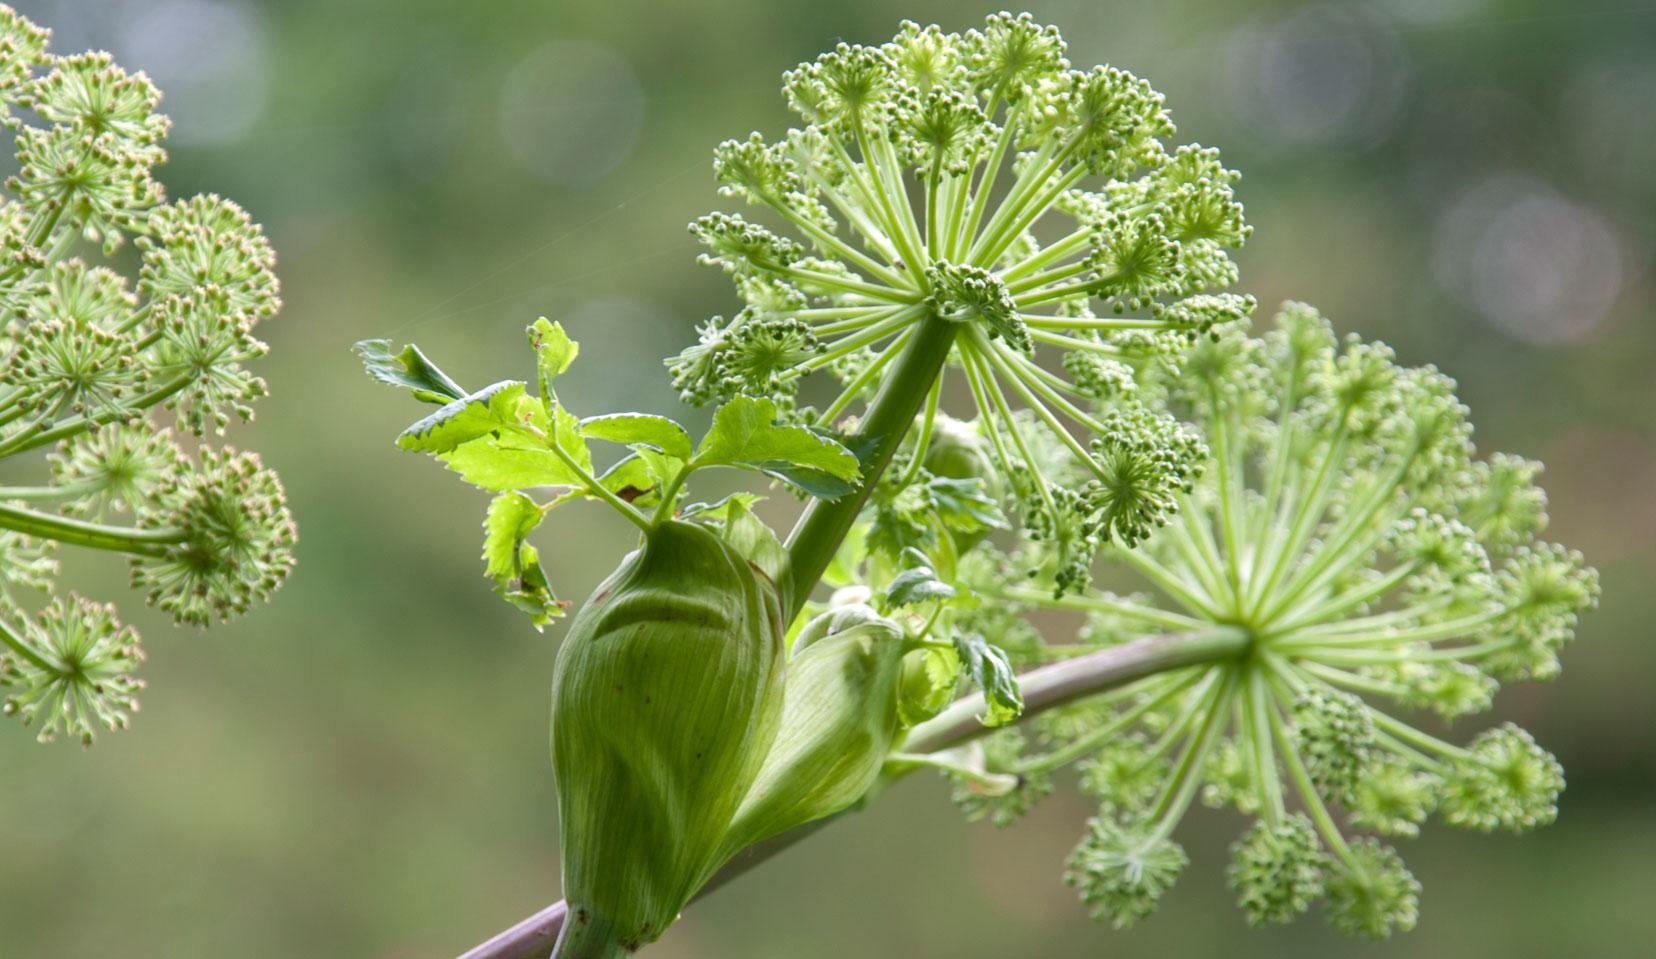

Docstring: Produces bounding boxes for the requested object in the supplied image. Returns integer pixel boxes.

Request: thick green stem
[0,501,176,557]
[903,626,1251,752]
[781,313,958,618]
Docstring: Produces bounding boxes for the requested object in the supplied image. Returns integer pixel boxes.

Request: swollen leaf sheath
[550,520,786,952]
[717,605,909,859]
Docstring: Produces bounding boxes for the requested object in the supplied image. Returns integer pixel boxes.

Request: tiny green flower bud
[1,593,143,746]
[921,413,991,483]
[1227,815,1326,926]
[1065,816,1187,928]
[1323,839,1420,940]
[1292,686,1375,803]
[1439,723,1564,832]
[1348,761,1436,838]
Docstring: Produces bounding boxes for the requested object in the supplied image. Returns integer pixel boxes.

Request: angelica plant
[360,15,1593,959]
[0,6,295,746]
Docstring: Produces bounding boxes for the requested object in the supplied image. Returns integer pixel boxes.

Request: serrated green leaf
[528,318,577,398]
[396,381,528,454]
[884,547,958,609]
[482,492,564,629]
[423,391,591,493]
[928,476,1008,532]
[580,413,693,460]
[954,632,1023,727]
[354,339,467,404]
[441,438,582,491]
[694,395,860,491]
[483,492,542,578]
[898,645,961,727]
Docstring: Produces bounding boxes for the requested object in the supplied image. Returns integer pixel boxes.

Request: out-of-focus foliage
[0,1,1651,957]
[0,3,295,748]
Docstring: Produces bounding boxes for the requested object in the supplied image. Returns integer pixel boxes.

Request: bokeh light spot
[1433,176,1626,345]
[1222,4,1408,148]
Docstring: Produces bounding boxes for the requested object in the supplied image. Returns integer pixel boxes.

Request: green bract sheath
[551,520,785,956]
[718,605,908,860]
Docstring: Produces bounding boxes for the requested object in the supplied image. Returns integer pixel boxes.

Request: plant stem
[0,613,52,672]
[541,426,652,534]
[902,626,1250,752]
[0,501,177,556]
[548,908,629,959]
[0,372,196,457]
[469,626,1251,959]
[780,313,958,619]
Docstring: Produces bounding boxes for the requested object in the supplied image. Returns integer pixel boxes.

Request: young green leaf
[693,395,860,494]
[439,437,584,492]
[884,547,958,609]
[396,381,529,454]
[954,631,1024,726]
[928,476,1007,532]
[580,413,694,461]
[898,644,962,727]
[718,496,790,593]
[506,544,562,629]
[355,339,468,404]
[756,462,861,500]
[528,317,578,398]
[482,491,564,629]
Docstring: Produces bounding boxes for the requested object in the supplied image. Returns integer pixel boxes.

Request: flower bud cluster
[680,13,1250,541]
[0,6,294,746]
[945,303,1595,938]
[0,594,142,746]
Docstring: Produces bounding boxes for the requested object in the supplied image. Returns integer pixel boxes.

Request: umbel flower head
[0,5,293,746]
[0,593,143,746]
[954,303,1595,938]
[679,14,1250,556]
[130,446,298,627]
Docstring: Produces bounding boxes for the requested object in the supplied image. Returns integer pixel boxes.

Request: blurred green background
[2,0,1653,956]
